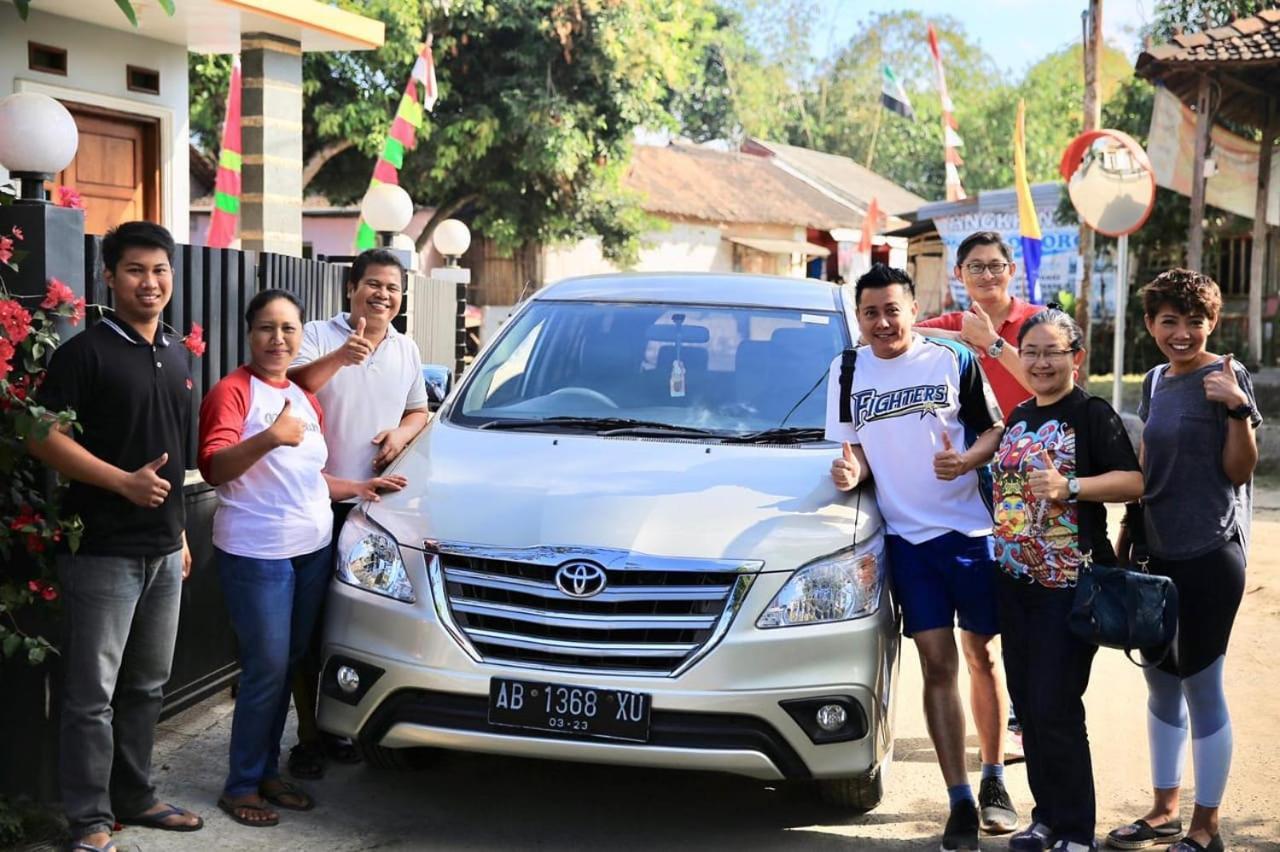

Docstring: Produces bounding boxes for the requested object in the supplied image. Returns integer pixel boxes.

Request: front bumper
[319,549,900,782]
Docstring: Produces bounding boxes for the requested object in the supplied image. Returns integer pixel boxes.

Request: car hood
[367,420,880,573]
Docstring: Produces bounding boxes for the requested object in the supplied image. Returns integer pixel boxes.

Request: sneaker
[979,776,1018,834]
[1009,823,1053,852]
[942,799,981,851]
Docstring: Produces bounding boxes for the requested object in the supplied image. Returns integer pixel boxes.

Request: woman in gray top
[1107,270,1261,852]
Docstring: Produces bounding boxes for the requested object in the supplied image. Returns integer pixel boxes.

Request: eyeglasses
[1019,349,1076,362]
[963,262,1010,276]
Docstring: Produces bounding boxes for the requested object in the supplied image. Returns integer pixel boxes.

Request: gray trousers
[56,549,182,838]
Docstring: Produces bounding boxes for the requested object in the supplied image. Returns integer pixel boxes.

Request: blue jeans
[216,546,330,797]
[57,550,183,838]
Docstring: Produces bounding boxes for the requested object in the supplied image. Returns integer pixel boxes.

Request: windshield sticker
[801,314,830,325]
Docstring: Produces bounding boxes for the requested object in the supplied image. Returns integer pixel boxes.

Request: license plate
[487,678,651,742]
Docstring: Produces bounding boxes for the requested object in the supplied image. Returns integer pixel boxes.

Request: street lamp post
[430,219,472,379]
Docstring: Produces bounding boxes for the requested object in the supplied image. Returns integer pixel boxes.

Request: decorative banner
[355,38,438,250]
[1013,100,1043,303]
[927,23,966,202]
[1146,84,1280,226]
[207,56,241,249]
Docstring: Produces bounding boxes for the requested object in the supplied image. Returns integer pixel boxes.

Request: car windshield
[451,300,848,438]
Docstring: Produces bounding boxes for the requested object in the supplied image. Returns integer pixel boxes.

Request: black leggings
[1143,535,1246,677]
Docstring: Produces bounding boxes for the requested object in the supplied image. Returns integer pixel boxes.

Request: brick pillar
[240,33,303,256]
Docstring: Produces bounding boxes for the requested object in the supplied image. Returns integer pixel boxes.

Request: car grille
[426,543,760,677]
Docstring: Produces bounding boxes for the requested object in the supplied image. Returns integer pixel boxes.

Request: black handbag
[1065,395,1179,667]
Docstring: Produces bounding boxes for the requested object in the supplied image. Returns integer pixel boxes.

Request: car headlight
[756,541,883,628]
[336,509,415,603]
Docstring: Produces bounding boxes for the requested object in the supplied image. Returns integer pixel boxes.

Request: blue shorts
[885,531,1000,637]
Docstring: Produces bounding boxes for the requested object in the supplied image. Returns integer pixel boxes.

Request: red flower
[25,534,46,554]
[11,227,23,241]
[184,323,207,357]
[54,187,85,210]
[10,505,42,531]
[41,278,76,310]
[0,299,32,344]
[0,236,12,265]
[27,579,56,599]
[0,338,14,383]
[69,296,86,327]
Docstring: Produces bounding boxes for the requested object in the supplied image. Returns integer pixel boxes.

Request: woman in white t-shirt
[197,289,404,828]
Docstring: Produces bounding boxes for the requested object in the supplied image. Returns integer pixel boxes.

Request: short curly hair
[1141,268,1223,320]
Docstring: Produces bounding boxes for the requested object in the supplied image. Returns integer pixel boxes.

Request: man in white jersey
[284,248,430,775]
[826,264,1016,851]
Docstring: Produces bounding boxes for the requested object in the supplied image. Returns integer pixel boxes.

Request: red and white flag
[928,24,966,202]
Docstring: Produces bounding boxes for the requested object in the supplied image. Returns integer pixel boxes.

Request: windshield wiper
[721,426,828,444]
[477,416,721,437]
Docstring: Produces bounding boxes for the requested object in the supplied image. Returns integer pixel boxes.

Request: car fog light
[815,703,847,732]
[336,666,360,694]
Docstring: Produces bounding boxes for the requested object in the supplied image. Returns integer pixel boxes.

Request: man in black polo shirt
[29,221,203,850]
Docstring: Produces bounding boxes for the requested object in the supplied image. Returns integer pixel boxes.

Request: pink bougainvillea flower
[0,236,12,265]
[69,296,86,327]
[54,186,85,210]
[0,300,32,345]
[10,227,22,241]
[184,322,207,357]
[41,278,76,310]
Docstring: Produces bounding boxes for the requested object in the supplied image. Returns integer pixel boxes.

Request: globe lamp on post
[360,183,414,247]
[432,218,471,268]
[0,93,80,203]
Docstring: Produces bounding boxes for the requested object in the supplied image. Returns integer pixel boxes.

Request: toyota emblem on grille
[554,561,608,598]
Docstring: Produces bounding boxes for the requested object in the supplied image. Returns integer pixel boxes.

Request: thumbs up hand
[933,428,968,481]
[1027,448,1070,500]
[960,301,999,350]
[830,441,862,491]
[267,399,307,448]
[1203,353,1248,408]
[338,316,374,366]
[120,452,172,507]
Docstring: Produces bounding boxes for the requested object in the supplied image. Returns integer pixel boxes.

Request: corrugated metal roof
[744,138,930,216]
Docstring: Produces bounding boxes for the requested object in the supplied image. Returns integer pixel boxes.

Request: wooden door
[56,106,159,235]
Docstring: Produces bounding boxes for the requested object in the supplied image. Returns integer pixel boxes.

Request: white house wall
[1,8,190,241]
[543,222,732,283]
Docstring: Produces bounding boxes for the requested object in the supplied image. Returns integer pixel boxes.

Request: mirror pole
[1112,232,1129,411]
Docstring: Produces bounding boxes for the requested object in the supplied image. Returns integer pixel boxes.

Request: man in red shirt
[917,231,1043,417]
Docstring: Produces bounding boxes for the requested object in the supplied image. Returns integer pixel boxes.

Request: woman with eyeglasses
[992,307,1143,852]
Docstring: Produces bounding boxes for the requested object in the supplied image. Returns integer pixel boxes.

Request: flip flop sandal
[287,742,326,779]
[217,796,280,828]
[68,841,117,852]
[259,780,316,811]
[1107,820,1185,850]
[118,803,204,832]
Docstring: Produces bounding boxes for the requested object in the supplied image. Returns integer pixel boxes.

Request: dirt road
[133,500,1280,851]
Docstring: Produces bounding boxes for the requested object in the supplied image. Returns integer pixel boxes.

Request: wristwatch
[1066,477,1081,501]
[1227,402,1256,421]
[986,338,1006,359]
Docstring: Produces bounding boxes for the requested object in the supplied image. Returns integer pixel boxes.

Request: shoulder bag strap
[838,348,857,423]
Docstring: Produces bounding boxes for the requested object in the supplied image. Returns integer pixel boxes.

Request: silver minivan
[318,273,899,811]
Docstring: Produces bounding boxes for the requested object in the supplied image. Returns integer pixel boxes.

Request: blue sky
[809,0,1153,74]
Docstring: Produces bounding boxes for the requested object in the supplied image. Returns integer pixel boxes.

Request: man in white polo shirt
[285,248,430,775]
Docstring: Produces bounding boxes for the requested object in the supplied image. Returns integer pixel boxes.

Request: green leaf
[114,0,139,27]
[13,0,29,20]
[2,633,20,659]
[28,645,46,665]
[157,0,176,15]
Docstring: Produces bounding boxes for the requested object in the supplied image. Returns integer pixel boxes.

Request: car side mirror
[422,364,453,411]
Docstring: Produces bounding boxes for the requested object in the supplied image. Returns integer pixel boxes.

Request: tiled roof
[743,138,930,215]
[1136,9,1280,130]
[623,144,862,230]
[1139,9,1280,64]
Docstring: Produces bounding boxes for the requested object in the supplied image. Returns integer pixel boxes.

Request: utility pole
[1077,0,1102,378]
